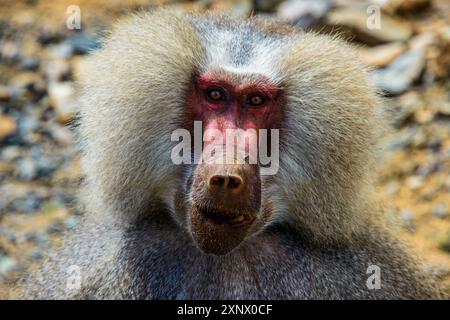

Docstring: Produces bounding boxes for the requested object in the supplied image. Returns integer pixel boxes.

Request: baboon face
[175,70,284,255]
[81,12,378,257]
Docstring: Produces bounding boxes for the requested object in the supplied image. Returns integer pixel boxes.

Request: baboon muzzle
[189,160,261,255]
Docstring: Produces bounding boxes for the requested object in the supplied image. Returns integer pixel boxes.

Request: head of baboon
[79,11,381,255]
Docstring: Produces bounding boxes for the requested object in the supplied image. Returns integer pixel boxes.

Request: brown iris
[207,88,225,102]
[247,94,265,107]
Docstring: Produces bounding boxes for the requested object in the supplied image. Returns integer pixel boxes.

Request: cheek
[189,96,221,123]
[240,118,258,130]
[187,86,205,119]
[189,99,203,120]
[245,103,282,130]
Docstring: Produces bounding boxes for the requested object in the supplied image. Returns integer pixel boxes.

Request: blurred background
[0,0,449,298]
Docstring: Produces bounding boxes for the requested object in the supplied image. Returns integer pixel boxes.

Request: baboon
[19,9,442,299]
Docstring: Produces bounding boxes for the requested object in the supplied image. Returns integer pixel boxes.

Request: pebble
[64,216,79,230]
[385,0,431,15]
[36,155,62,178]
[254,0,282,11]
[55,191,76,207]
[47,222,64,234]
[45,124,73,146]
[36,29,64,45]
[400,209,415,233]
[15,157,38,181]
[277,0,331,28]
[27,231,49,246]
[393,91,421,126]
[358,42,406,68]
[0,256,18,277]
[18,115,40,137]
[0,198,6,215]
[42,58,71,82]
[19,55,40,71]
[29,248,44,261]
[440,233,450,253]
[210,0,253,17]
[16,115,40,144]
[48,82,77,124]
[51,42,74,59]
[327,7,412,45]
[374,47,426,95]
[0,115,17,141]
[0,85,11,100]
[0,227,16,245]
[9,72,46,102]
[385,181,400,196]
[432,203,448,219]
[0,40,20,63]
[8,192,43,213]
[61,33,102,56]
[413,106,434,124]
[406,176,424,190]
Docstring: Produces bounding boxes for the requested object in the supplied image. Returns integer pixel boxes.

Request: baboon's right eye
[206,88,226,102]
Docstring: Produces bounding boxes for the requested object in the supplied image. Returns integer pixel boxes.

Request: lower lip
[206,217,255,229]
[197,208,255,229]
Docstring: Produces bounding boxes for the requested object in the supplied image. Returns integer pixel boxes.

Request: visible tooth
[233,215,244,222]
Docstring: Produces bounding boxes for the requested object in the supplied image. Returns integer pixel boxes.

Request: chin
[188,203,260,255]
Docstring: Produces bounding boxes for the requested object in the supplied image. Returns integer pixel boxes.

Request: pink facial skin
[188,71,283,152]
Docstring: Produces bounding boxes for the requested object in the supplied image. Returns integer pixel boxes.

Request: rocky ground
[0,0,449,298]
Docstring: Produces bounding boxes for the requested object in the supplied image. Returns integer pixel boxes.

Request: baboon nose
[209,174,243,191]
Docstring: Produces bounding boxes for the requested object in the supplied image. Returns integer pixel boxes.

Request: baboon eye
[206,88,226,102]
[246,94,265,107]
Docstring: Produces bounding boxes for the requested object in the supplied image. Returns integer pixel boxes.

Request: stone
[15,157,38,181]
[327,7,412,45]
[45,124,73,146]
[36,155,62,178]
[0,40,20,63]
[374,47,426,95]
[400,209,415,233]
[36,29,64,45]
[0,115,16,141]
[432,203,448,219]
[64,216,79,230]
[42,58,71,82]
[0,146,22,162]
[358,42,406,67]
[20,55,40,71]
[0,85,11,100]
[9,192,43,213]
[277,0,331,28]
[406,175,424,190]
[0,256,18,276]
[9,72,46,101]
[413,106,434,124]
[254,0,283,11]
[384,0,431,14]
[48,82,77,124]
[15,115,40,145]
[61,33,102,56]
[209,0,253,17]
[391,91,421,126]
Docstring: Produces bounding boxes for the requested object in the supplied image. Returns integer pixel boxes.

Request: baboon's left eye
[246,94,265,107]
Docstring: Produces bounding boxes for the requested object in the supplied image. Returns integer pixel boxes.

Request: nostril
[209,175,243,190]
[209,175,226,188]
[227,176,242,189]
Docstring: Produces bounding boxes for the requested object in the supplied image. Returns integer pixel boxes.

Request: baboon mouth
[197,206,255,228]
